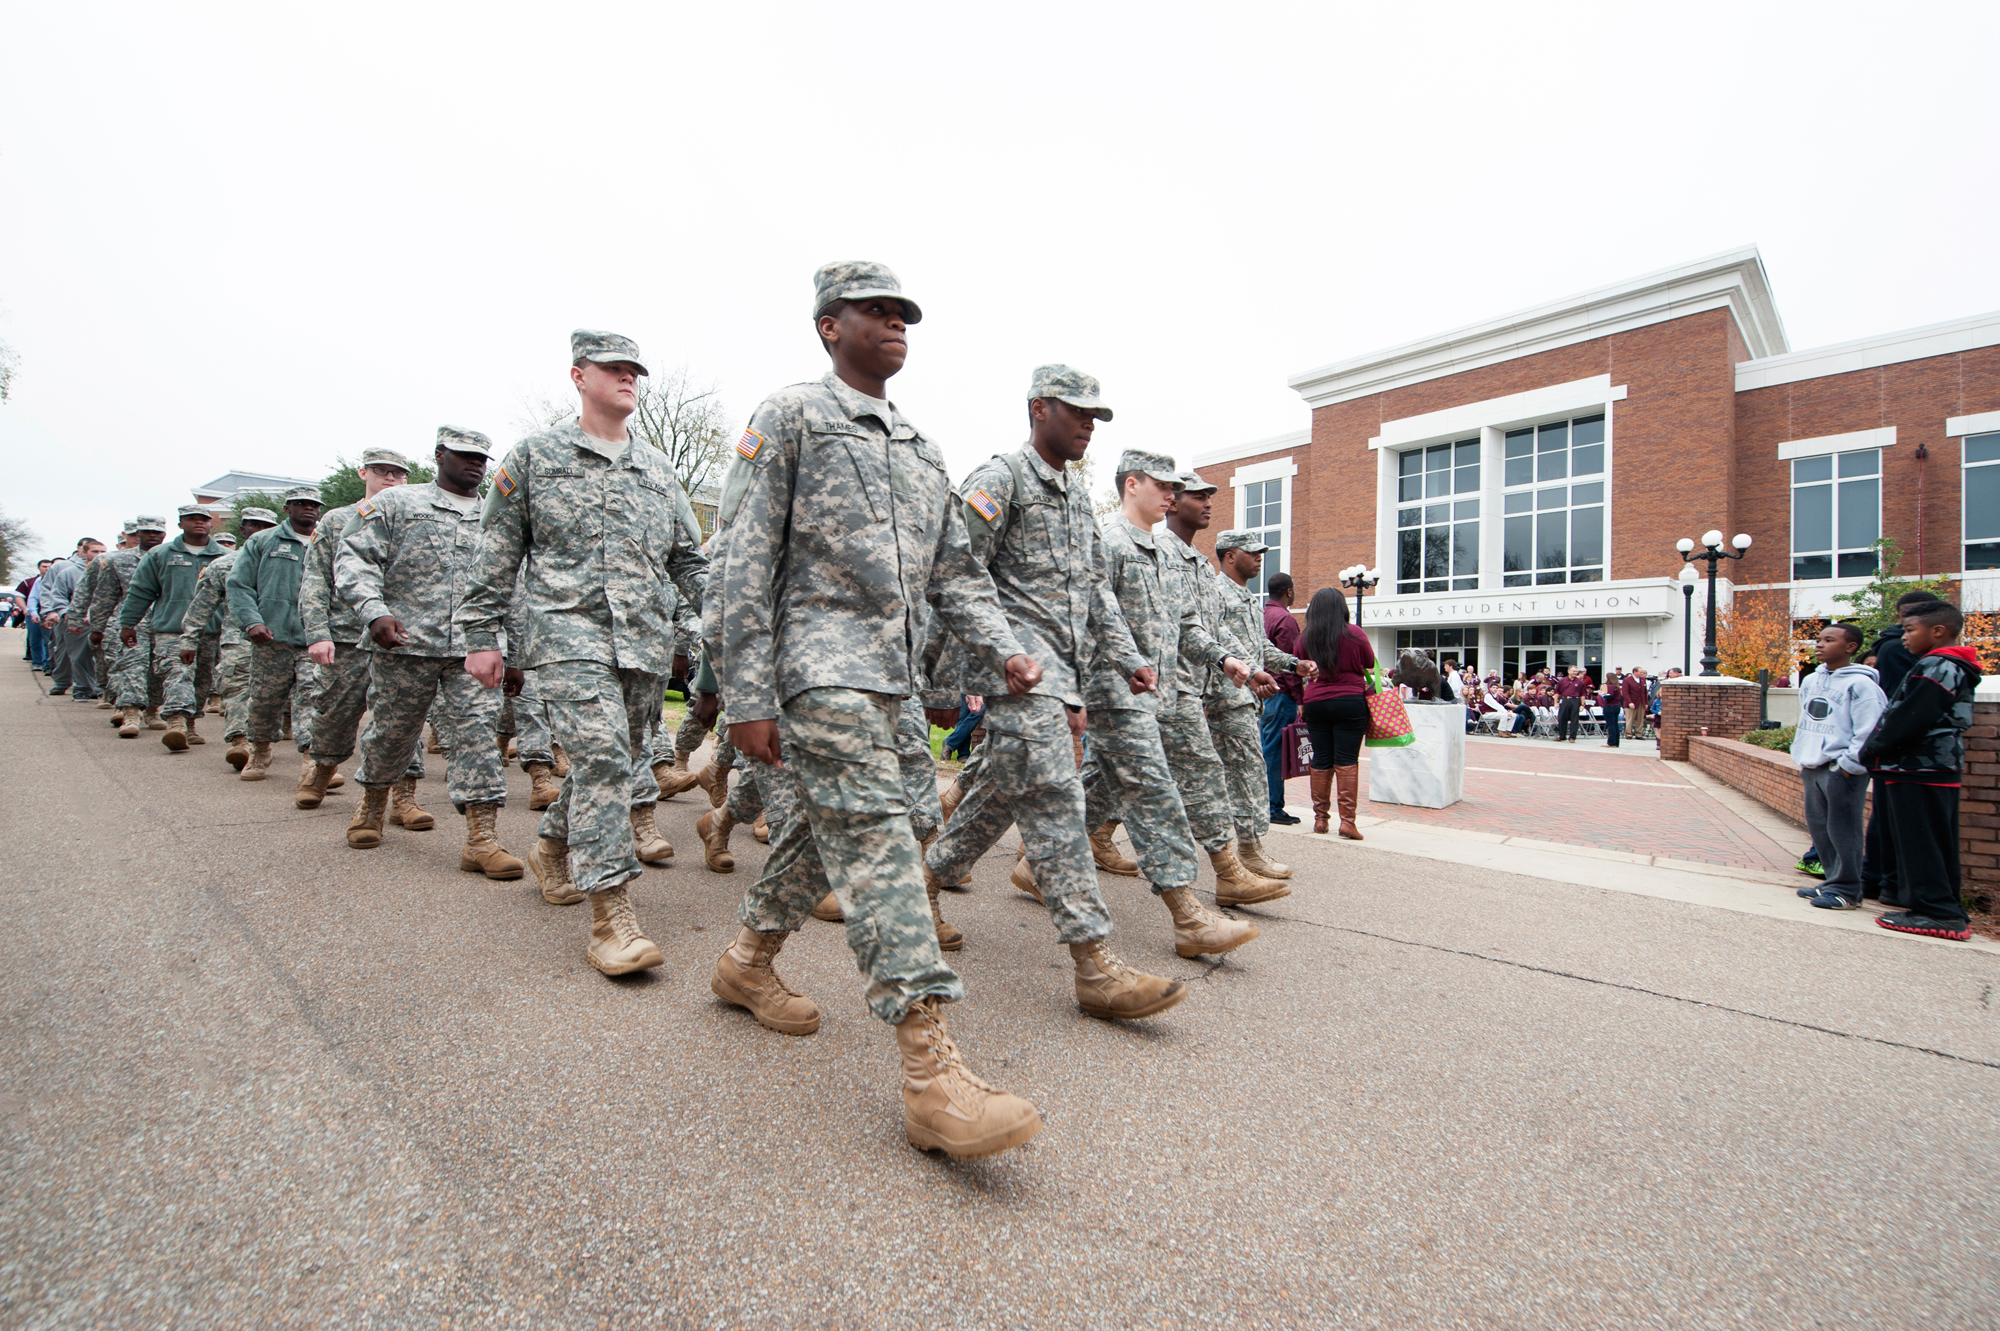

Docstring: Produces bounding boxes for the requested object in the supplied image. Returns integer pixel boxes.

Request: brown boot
[939,777,966,825]
[118,710,141,739]
[206,697,222,715]
[654,757,700,800]
[924,862,964,951]
[143,708,166,731]
[296,757,338,808]
[1310,767,1334,835]
[1211,842,1290,906]
[185,716,205,745]
[161,716,189,750]
[225,737,249,771]
[1071,937,1186,1019]
[811,892,844,922]
[96,696,113,709]
[326,767,344,790]
[1090,822,1139,875]
[1334,764,1363,840]
[696,808,736,872]
[390,778,434,830]
[524,761,561,811]
[459,803,524,880]
[502,737,516,766]
[529,837,584,905]
[551,743,570,778]
[108,707,125,727]
[1235,836,1293,881]
[752,814,770,844]
[1011,847,1042,903]
[587,886,664,976]
[240,741,273,781]
[896,997,1042,1159]
[694,761,729,809]
[711,927,820,1034]
[1161,886,1260,958]
[346,786,389,848]
[425,725,443,754]
[630,804,674,864]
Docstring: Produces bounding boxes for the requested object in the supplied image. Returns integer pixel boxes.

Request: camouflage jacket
[958,445,1144,708]
[178,551,241,651]
[88,549,147,632]
[714,372,1022,724]
[122,536,226,635]
[226,521,312,646]
[299,502,369,645]
[337,483,486,657]
[1087,516,1230,714]
[456,419,708,676]
[1159,528,1249,700]
[70,554,105,631]
[1209,574,1297,708]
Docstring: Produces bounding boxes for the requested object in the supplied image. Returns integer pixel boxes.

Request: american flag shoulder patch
[966,489,1002,523]
[493,466,517,497]
[355,499,376,519]
[736,427,766,461]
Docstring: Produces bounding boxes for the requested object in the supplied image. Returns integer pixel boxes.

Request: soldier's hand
[465,649,505,689]
[307,640,336,667]
[369,616,408,649]
[502,666,524,697]
[1067,705,1087,738]
[89,631,103,646]
[1002,654,1042,696]
[245,624,275,645]
[1249,670,1278,700]
[1221,656,1251,686]
[730,719,783,768]
[692,691,721,727]
[180,649,196,665]
[923,705,958,729]
[672,653,691,682]
[120,628,138,648]
[1296,660,1319,681]
[1128,666,1158,694]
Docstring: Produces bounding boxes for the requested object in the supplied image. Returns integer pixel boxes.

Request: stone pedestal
[1657,676,1762,761]
[1366,700,1464,809]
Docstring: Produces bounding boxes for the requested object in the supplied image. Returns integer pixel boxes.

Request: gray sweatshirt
[1791,662,1886,776]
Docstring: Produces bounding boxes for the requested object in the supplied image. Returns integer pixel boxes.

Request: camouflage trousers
[654,698,707,767]
[95,633,116,699]
[115,623,179,713]
[725,748,796,840]
[496,671,554,766]
[739,688,962,1025]
[216,643,251,741]
[1156,694,1235,853]
[897,698,943,843]
[246,641,317,751]
[306,642,423,778]
[1204,696,1270,843]
[927,693,1112,944]
[162,631,217,720]
[1080,706,1201,890]
[357,654,505,812]
[109,633,152,709]
[535,660,659,895]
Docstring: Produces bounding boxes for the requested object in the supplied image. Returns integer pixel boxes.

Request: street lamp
[1677,530,1752,677]
[1339,564,1380,625]
[1677,563,1700,676]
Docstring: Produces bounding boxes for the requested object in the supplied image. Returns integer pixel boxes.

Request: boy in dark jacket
[1859,601,1984,940]
[1861,592,1947,900]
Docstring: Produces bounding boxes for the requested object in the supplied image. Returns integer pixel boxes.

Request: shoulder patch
[493,465,517,497]
[736,427,766,461]
[355,499,376,519]
[966,489,1002,523]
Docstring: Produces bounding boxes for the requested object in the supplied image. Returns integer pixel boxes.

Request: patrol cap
[215,531,237,546]
[133,515,169,533]
[359,447,412,472]
[570,329,649,377]
[1176,470,1218,496]
[176,503,211,519]
[1215,530,1270,555]
[282,485,322,505]
[121,520,138,534]
[239,507,279,526]
[813,260,922,324]
[1114,450,1181,486]
[1028,364,1112,421]
[436,426,493,458]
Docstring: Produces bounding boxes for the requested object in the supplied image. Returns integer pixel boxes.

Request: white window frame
[1228,457,1297,601]
[1961,430,2000,572]
[1789,448,1883,581]
[1498,411,1612,589]
[1393,437,1483,594]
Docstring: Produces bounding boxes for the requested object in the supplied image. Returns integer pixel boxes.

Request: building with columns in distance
[1193,247,2000,683]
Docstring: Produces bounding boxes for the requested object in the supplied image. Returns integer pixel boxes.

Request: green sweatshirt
[120,535,226,634]
[225,521,313,647]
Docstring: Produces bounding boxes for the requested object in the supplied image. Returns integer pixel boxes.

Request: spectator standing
[1599,668,1624,747]
[1300,586,1374,839]
[1260,571,1304,825]
[1624,667,1650,740]
[1789,623,1885,910]
[39,538,105,697]
[1553,665,1589,742]
[20,559,50,670]
[1860,591,1945,903]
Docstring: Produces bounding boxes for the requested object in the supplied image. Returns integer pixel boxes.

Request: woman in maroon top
[1300,587,1375,838]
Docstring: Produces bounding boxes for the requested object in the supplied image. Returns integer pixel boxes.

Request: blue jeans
[1260,692,1297,815]
[1602,702,1622,746]
[944,699,984,760]
[25,619,46,669]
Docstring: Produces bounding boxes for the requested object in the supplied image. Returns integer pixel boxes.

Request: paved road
[4,639,1997,1328]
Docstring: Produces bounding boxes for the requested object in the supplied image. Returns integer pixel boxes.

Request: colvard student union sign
[1366,581,1686,623]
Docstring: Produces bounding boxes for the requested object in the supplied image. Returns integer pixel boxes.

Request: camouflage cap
[813,260,922,324]
[239,507,279,526]
[359,447,412,472]
[570,329,649,376]
[215,531,237,545]
[1028,364,1113,420]
[176,502,211,518]
[1114,450,1181,485]
[133,515,169,533]
[435,426,493,458]
[282,486,322,505]
[1176,470,1218,496]
[121,520,138,534]
[1215,529,1269,555]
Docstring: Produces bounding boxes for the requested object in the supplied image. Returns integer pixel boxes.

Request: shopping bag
[1281,720,1313,779]
[1363,665,1416,748]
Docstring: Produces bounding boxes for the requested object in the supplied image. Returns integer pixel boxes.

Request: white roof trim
[1945,410,2000,438]
[1369,375,1627,450]
[1736,310,2000,391]
[1191,429,1310,470]
[1287,247,1787,409]
[1775,426,1896,461]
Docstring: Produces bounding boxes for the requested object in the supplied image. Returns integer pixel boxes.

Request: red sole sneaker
[1876,917,1972,941]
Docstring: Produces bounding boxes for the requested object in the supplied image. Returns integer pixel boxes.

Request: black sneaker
[1807,890,1860,911]
[48,686,67,695]
[1269,809,1301,826]
[1877,913,1971,941]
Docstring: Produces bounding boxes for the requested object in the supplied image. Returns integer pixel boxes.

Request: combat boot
[551,743,569,778]
[225,737,250,771]
[923,862,964,951]
[811,892,843,922]
[529,837,584,905]
[108,707,124,727]
[693,761,729,809]
[939,777,966,825]
[143,707,166,731]
[696,808,736,872]
[523,760,560,811]
[185,716,204,745]
[1091,822,1139,875]
[630,804,674,863]
[587,885,664,976]
[654,754,701,799]
[346,786,389,848]
[710,927,820,1034]
[389,778,434,830]
[425,724,443,754]
[1070,937,1186,1020]
[501,737,516,766]
[1161,886,1260,958]
[326,768,344,789]
[118,710,141,739]
[240,741,273,781]
[752,814,769,844]
[1235,836,1293,881]
[459,803,524,880]
[895,997,1042,1159]
[1210,843,1290,907]
[206,696,222,715]
[96,695,113,709]
[1011,846,1042,903]
[296,758,338,808]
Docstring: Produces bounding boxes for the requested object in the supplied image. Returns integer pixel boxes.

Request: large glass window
[1396,438,1479,593]
[1502,415,1605,587]
[1966,432,2000,571]
[1791,450,1880,580]
[1393,627,1478,673]
[1239,477,1285,597]
[1501,622,1604,683]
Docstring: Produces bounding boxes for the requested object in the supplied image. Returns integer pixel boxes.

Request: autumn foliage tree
[1715,589,1812,684]
[1964,610,2000,674]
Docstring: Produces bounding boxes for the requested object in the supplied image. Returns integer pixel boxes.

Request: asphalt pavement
[3,632,1997,1329]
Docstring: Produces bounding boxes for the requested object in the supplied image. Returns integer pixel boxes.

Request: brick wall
[1688,736,1809,827]
[1657,676,1763,761]
[1966,700,1999,887]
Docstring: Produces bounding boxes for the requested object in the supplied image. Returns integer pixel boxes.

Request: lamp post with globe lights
[1677,563,1700,676]
[1339,565,1380,625]
[1677,530,1752,676]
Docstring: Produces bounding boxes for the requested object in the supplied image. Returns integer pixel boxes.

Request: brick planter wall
[1688,736,1810,827]
[1966,700,1998,888]
[1658,677,1763,762]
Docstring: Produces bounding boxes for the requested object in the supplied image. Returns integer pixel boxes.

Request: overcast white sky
[3,0,1996,564]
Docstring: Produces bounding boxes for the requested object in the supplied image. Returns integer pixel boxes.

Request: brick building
[1193,247,2000,682]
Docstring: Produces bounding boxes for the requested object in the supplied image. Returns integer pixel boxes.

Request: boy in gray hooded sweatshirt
[1791,622,1886,908]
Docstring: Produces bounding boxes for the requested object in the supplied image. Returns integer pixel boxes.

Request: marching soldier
[90,518,166,735]
[1207,530,1312,881]
[179,508,276,769]
[118,504,227,750]
[83,524,136,712]
[226,487,324,781]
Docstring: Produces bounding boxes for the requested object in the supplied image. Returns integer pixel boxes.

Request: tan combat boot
[523,761,561,811]
[811,892,843,922]
[1235,836,1293,881]
[654,754,701,799]
[326,768,344,789]
[752,814,769,844]
[347,786,390,848]
[143,707,166,731]
[1011,847,1042,903]
[696,808,736,872]
[185,716,204,745]
[923,862,964,951]
[1161,886,1260,958]
[630,804,673,864]
[107,707,123,726]
[694,761,729,809]
[1210,843,1290,907]
[296,758,338,808]
[1091,822,1139,875]
[939,777,966,825]
[1071,937,1187,1020]
[896,997,1042,1159]
[459,803,524,880]
[206,696,222,715]
[501,737,516,766]
[389,778,434,830]
[118,710,141,739]
[425,724,443,754]
[529,837,584,905]
[96,695,113,709]
[587,885,665,976]
[240,741,273,781]
[225,737,250,771]
[551,743,569,778]
[710,927,820,1034]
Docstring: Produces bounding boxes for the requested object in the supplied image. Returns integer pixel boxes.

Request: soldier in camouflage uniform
[655,609,730,805]
[337,428,523,880]
[1081,451,1264,959]
[922,365,1184,1019]
[457,330,709,977]
[227,487,324,781]
[179,509,275,768]
[90,519,167,734]
[712,261,1042,1160]
[82,524,137,710]
[119,504,228,752]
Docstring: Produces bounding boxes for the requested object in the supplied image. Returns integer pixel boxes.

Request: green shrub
[1740,724,1796,750]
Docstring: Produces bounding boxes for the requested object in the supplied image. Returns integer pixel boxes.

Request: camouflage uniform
[77,550,117,699]
[119,522,228,719]
[227,514,317,751]
[716,366,1023,1024]
[1156,521,1251,853]
[87,546,150,707]
[1206,534,1301,844]
[497,569,553,767]
[302,488,424,779]
[177,550,240,736]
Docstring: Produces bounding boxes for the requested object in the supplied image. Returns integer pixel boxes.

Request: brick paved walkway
[1281,734,1802,873]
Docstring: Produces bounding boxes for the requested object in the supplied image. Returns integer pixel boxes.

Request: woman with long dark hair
[1300,587,1375,837]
